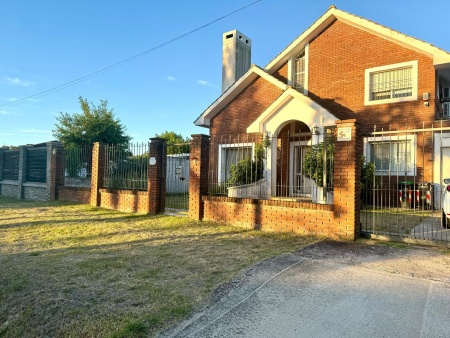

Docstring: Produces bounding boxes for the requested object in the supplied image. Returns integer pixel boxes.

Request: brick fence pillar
[47,141,64,200]
[91,142,106,207]
[189,134,210,220]
[148,138,167,214]
[333,119,362,240]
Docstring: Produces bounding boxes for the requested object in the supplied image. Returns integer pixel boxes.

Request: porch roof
[246,88,338,134]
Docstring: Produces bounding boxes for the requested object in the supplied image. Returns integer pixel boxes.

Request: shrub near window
[228,142,267,185]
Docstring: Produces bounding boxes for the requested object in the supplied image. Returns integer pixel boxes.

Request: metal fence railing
[104,143,148,191]
[63,145,92,187]
[207,129,334,203]
[361,124,450,244]
[165,142,190,212]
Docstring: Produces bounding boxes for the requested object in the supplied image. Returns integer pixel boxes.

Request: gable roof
[195,6,450,129]
[194,65,287,127]
[265,6,450,73]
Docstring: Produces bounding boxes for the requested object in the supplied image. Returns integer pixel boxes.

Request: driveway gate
[360,125,450,247]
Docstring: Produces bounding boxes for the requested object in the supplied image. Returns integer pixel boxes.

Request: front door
[290,142,313,196]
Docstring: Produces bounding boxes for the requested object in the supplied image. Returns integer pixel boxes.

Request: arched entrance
[273,120,315,198]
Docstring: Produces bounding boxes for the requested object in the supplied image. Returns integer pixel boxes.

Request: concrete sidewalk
[160,240,450,338]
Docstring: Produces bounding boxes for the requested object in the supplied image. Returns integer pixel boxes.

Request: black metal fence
[104,143,148,190]
[63,145,92,187]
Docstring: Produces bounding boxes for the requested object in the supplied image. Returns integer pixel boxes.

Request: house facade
[195,6,450,204]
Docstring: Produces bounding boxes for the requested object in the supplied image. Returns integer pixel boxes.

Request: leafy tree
[154,131,190,154]
[53,96,131,146]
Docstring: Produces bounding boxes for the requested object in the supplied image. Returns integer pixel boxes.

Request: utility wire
[1,0,261,107]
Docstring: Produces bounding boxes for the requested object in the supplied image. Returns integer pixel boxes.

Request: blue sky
[1,0,449,146]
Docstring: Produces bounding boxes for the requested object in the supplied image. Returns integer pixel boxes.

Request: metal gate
[165,143,190,213]
[360,125,450,246]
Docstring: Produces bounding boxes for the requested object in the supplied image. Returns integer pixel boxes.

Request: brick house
[194,6,450,205]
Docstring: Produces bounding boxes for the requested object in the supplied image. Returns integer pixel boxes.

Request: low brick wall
[58,186,91,204]
[202,196,355,239]
[23,183,47,201]
[0,181,19,198]
[99,189,149,213]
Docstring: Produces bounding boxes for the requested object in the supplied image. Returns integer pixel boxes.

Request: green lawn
[360,206,439,234]
[0,196,319,337]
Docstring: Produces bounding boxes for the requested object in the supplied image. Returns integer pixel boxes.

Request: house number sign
[149,157,156,165]
[337,127,352,141]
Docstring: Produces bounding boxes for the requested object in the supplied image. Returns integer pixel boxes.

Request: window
[364,136,416,175]
[364,61,418,105]
[288,45,308,94]
[218,143,253,183]
[292,49,306,91]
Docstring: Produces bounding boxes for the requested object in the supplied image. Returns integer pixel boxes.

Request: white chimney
[222,30,252,93]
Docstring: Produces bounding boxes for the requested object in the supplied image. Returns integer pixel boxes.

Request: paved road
[160,240,450,338]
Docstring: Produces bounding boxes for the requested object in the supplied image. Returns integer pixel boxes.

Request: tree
[154,131,190,154]
[53,96,131,146]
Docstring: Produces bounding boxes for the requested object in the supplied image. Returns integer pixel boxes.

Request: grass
[0,196,320,337]
[165,193,189,211]
[360,206,439,234]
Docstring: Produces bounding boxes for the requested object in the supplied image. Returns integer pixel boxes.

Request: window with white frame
[288,46,308,94]
[364,136,416,175]
[364,61,418,106]
[292,49,306,92]
[218,143,253,183]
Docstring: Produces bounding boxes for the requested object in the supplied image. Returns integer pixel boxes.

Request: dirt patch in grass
[0,196,320,337]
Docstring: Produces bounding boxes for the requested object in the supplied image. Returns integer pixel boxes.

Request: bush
[228,142,267,186]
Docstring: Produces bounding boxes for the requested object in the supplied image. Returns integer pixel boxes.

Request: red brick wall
[307,20,436,135]
[210,76,283,137]
[58,186,91,204]
[99,189,149,213]
[189,134,210,220]
[192,123,361,241]
[203,196,340,238]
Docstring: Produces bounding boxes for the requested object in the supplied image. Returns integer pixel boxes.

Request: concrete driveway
[160,240,450,338]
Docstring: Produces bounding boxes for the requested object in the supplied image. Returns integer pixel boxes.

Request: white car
[442,178,450,229]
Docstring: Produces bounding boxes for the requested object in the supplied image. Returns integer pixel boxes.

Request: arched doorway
[273,120,316,198]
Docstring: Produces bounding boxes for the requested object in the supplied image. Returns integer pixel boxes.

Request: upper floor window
[292,49,306,92]
[288,45,308,94]
[364,61,418,106]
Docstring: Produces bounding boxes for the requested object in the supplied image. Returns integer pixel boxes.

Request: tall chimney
[222,30,251,93]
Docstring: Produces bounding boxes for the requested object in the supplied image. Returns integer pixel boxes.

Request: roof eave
[265,7,450,74]
[194,66,288,128]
